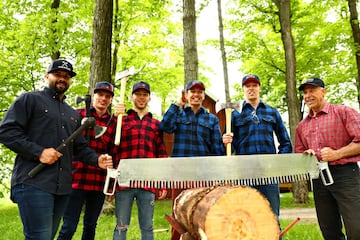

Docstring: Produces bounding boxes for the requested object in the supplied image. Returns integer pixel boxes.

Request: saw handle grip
[103,168,118,195]
[318,161,334,186]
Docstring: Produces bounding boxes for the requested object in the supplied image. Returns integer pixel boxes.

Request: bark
[89,0,113,92]
[217,0,230,102]
[347,0,360,109]
[272,0,308,203]
[183,0,198,85]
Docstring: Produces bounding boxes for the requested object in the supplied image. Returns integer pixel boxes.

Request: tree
[217,0,231,102]
[272,0,308,203]
[183,0,198,85]
[347,0,360,109]
[89,0,113,92]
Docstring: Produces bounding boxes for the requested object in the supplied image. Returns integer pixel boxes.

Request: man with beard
[222,74,292,235]
[112,81,168,240]
[0,59,113,240]
[160,80,224,240]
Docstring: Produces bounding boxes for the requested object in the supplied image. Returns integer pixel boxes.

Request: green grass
[280,192,315,208]
[0,193,322,240]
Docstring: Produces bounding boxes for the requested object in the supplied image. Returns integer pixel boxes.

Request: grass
[0,193,322,240]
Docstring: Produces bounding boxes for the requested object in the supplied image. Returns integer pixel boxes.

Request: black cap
[242,74,260,86]
[132,81,150,94]
[186,80,205,91]
[47,59,76,77]
[94,82,114,96]
[298,78,325,91]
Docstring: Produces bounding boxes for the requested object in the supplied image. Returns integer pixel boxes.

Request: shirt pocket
[197,118,213,145]
[262,116,276,132]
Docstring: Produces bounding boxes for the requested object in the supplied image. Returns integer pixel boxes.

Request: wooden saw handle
[114,77,128,145]
[225,108,232,156]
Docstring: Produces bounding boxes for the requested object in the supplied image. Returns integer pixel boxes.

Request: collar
[127,109,153,119]
[44,87,67,102]
[308,101,329,118]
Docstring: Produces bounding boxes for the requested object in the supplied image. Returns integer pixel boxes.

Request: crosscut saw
[104,153,320,195]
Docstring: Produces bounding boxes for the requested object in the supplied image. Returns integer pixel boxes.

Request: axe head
[75,94,91,105]
[115,66,135,81]
[94,125,107,139]
[215,101,243,113]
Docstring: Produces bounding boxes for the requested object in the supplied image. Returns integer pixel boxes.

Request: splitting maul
[103,153,333,195]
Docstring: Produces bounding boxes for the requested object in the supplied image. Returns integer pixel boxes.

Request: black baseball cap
[94,82,114,96]
[186,80,205,91]
[132,81,150,94]
[298,78,325,91]
[242,74,260,86]
[47,59,76,77]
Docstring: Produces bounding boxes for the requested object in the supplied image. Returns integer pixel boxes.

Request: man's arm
[321,142,360,162]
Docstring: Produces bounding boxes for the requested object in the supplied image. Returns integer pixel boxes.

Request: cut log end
[174,185,280,240]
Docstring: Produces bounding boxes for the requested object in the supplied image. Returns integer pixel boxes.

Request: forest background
[0,0,360,203]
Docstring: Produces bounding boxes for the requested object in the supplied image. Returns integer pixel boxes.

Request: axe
[216,101,242,156]
[28,118,96,178]
[75,94,107,139]
[114,67,135,146]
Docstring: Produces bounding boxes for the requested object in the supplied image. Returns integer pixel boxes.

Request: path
[280,208,317,222]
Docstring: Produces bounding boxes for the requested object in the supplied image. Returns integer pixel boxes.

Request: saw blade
[113,153,319,189]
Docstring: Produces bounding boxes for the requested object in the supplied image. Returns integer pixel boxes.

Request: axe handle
[225,108,232,156]
[28,118,95,178]
[114,77,128,145]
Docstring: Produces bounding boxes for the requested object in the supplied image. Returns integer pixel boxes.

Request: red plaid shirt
[114,109,168,193]
[71,107,116,191]
[295,102,360,165]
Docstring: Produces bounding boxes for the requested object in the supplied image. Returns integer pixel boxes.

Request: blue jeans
[113,189,155,240]
[313,163,360,240]
[253,183,280,218]
[57,189,105,240]
[11,184,69,240]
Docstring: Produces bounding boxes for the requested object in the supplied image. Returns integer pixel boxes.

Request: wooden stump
[174,185,280,240]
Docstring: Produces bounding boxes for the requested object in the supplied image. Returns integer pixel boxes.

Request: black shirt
[0,87,99,196]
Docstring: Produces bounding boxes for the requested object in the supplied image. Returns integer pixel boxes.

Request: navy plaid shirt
[160,104,224,157]
[232,101,292,154]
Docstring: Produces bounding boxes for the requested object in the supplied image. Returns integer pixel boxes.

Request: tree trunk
[272,0,308,203]
[183,0,198,85]
[174,185,280,240]
[89,0,113,92]
[347,0,360,109]
[217,0,230,102]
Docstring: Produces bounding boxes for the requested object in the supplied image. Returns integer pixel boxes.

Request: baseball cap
[186,80,205,91]
[132,81,150,94]
[94,81,114,96]
[298,78,325,91]
[47,59,77,77]
[242,74,260,86]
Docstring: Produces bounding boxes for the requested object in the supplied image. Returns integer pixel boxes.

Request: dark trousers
[313,162,360,240]
[12,184,69,240]
[57,189,105,240]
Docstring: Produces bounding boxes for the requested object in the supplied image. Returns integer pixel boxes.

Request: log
[174,185,280,240]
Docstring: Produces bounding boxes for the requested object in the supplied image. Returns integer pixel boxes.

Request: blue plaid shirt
[160,104,224,157]
[232,101,292,154]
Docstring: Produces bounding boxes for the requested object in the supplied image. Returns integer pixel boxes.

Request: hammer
[216,101,242,156]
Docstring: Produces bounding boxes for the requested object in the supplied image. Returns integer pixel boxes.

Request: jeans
[57,189,105,240]
[113,189,155,240]
[11,184,69,240]
[253,183,280,218]
[313,162,360,240]
[253,183,282,239]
